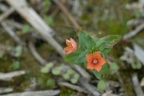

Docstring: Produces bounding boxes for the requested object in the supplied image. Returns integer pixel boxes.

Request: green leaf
[52,67,61,75]
[67,69,74,75]
[100,64,109,74]
[40,67,50,73]
[14,46,22,57]
[22,24,30,33]
[91,70,101,79]
[46,79,55,87]
[131,59,142,69]
[98,35,121,48]
[70,78,78,84]
[43,0,51,7]
[75,50,88,63]
[11,61,20,69]
[78,31,88,48]
[44,16,54,25]
[110,63,119,71]
[70,73,80,84]
[101,48,111,57]
[136,61,142,69]
[56,66,63,70]
[64,50,82,63]
[97,79,106,91]
[86,35,96,49]
[45,62,54,69]
[63,73,70,80]
[96,35,121,56]
[74,74,79,80]
[41,62,54,73]
[0,52,4,58]
[131,63,136,69]
[78,31,96,49]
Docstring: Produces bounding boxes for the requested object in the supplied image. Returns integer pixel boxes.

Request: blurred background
[0,0,144,96]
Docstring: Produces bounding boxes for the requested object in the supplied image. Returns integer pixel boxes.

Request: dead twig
[140,77,144,86]
[0,70,26,81]
[133,43,144,65]
[5,20,23,29]
[28,41,47,66]
[127,19,144,26]
[0,7,15,22]
[123,44,144,66]
[72,65,91,80]
[0,3,9,12]
[79,78,101,96]
[0,90,60,96]
[123,23,144,40]
[1,21,26,47]
[58,81,88,93]
[0,88,13,94]
[132,73,144,96]
[102,91,119,96]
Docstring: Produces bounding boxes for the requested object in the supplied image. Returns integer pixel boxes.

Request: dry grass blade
[123,23,144,40]
[133,43,144,65]
[1,21,26,47]
[140,77,144,86]
[0,70,26,81]
[0,7,14,22]
[58,81,88,93]
[0,88,13,94]
[132,74,144,96]
[0,90,60,96]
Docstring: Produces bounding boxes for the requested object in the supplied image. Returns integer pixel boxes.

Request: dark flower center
[92,59,98,65]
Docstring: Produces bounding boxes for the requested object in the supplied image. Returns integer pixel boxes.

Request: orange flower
[64,38,77,54]
[86,51,106,72]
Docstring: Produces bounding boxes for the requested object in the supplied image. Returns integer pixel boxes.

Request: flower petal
[94,65,102,72]
[86,54,93,63]
[98,58,106,66]
[66,50,73,54]
[64,38,77,54]
[64,47,73,54]
[87,62,95,70]
[70,38,77,50]
[93,52,101,59]
[64,47,70,51]
[66,39,72,47]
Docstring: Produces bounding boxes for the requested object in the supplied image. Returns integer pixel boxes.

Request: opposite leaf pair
[64,31,107,72]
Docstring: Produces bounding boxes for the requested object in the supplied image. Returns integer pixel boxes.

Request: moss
[59,87,85,96]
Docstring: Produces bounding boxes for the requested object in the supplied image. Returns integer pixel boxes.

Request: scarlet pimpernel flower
[86,51,106,72]
[64,38,77,54]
